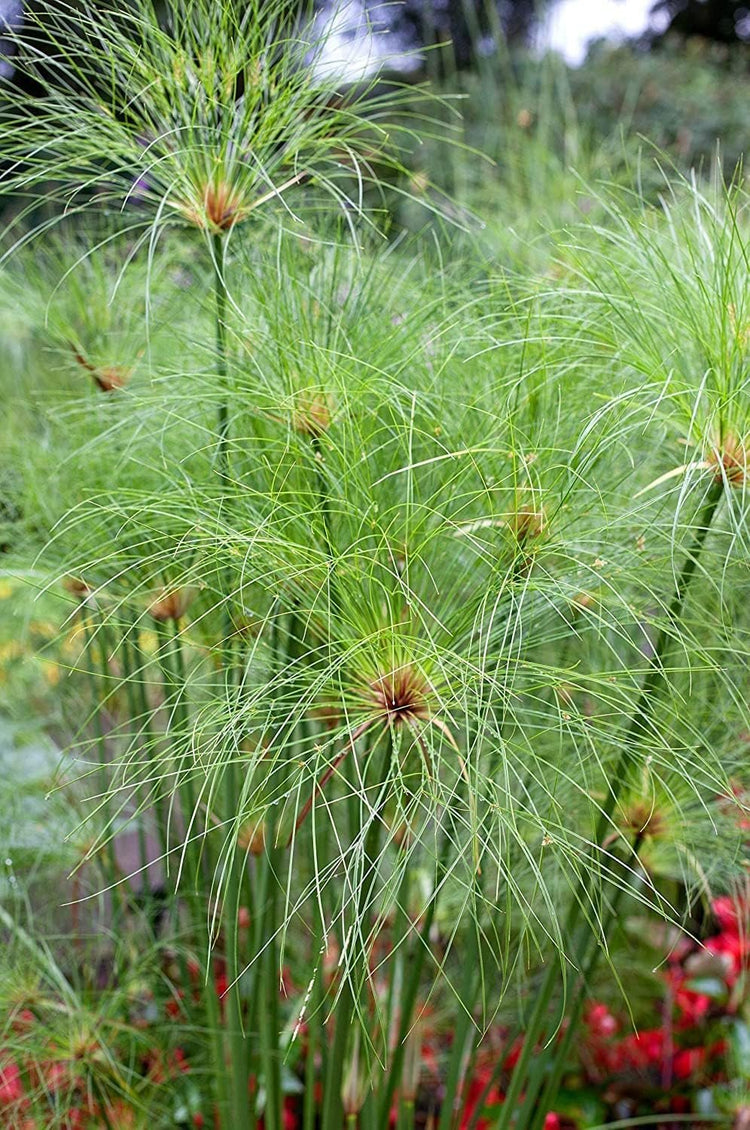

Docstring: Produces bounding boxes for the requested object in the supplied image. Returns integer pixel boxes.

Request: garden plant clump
[1,2,750,1128]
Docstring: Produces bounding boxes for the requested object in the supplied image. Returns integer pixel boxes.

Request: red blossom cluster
[577,892,750,1116]
[3,885,748,1129]
[440,889,749,1128]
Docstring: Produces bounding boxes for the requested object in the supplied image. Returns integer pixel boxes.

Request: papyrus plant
[3,15,750,1119]
[5,179,744,1127]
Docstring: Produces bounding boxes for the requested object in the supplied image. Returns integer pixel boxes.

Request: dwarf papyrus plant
[479,172,750,1129]
[1,0,422,241]
[1,5,436,1124]
[3,11,750,1119]
[8,165,744,1130]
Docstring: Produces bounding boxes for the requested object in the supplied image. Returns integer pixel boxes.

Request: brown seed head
[237,820,266,856]
[708,432,748,488]
[63,576,92,601]
[148,588,192,622]
[571,592,595,613]
[391,820,413,849]
[94,365,131,392]
[181,178,244,232]
[72,349,131,392]
[293,390,333,438]
[364,665,432,728]
[508,505,546,544]
[620,799,668,840]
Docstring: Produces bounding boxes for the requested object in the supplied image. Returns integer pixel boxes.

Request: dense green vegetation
[2,10,750,1128]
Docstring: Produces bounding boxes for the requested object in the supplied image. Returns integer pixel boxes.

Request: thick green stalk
[397,1099,417,1130]
[153,617,232,1120]
[212,230,252,1126]
[258,870,283,1130]
[153,619,207,896]
[130,626,169,865]
[80,613,122,907]
[303,789,329,1130]
[322,736,393,1129]
[464,1027,522,1130]
[310,434,342,624]
[495,480,724,1130]
[214,231,230,476]
[302,958,323,1130]
[119,626,149,881]
[158,621,201,861]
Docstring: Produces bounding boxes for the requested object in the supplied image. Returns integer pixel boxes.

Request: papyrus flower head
[5,0,413,246]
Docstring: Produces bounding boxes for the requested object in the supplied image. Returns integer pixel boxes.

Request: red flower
[166,990,185,1019]
[673,1046,706,1080]
[259,1098,299,1130]
[544,1115,561,1130]
[614,1028,665,1071]
[146,1047,191,1084]
[283,1097,298,1130]
[585,1002,618,1038]
[667,969,711,1026]
[712,896,741,932]
[0,1059,24,1106]
[459,1066,504,1130]
[503,1036,524,1070]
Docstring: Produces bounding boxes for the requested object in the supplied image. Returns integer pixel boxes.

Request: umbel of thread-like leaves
[4,0,414,242]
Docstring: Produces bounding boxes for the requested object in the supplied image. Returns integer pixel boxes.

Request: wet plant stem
[322,735,393,1129]
[495,479,725,1130]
